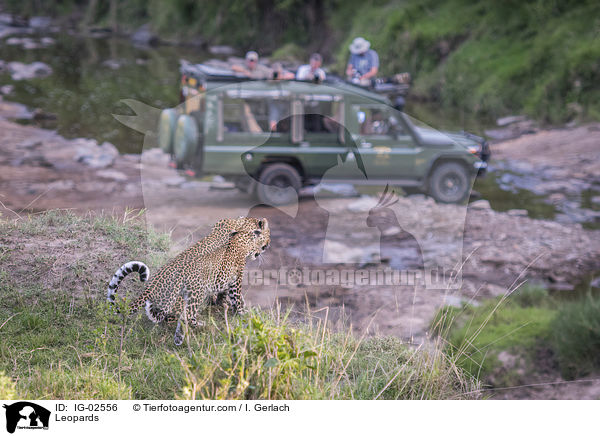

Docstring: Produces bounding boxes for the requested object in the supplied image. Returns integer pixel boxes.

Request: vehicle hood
[415,127,479,148]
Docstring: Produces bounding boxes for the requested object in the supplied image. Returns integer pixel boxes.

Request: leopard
[106,217,270,345]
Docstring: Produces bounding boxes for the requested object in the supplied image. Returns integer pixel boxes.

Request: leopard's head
[228,217,270,261]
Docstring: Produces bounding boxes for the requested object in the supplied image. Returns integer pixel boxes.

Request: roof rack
[179,60,409,97]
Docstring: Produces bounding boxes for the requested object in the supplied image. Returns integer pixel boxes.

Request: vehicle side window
[303,97,343,135]
[222,97,290,135]
[354,105,404,137]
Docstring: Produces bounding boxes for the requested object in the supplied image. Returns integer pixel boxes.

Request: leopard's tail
[107,261,150,304]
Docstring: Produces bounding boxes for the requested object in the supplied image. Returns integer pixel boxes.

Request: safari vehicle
[158,63,490,206]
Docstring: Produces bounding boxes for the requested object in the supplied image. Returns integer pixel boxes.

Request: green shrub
[551,293,600,380]
[432,285,557,385]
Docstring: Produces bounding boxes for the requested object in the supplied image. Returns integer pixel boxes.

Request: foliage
[550,293,600,380]
[3,0,599,123]
[432,285,558,386]
[339,0,600,123]
[435,284,600,387]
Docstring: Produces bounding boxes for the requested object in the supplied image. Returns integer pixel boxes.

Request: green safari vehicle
[158,63,490,205]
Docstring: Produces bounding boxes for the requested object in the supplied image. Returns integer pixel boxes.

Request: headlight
[467,144,482,154]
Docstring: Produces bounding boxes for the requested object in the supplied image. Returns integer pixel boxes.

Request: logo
[3,402,50,434]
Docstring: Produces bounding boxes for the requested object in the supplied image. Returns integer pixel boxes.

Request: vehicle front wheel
[256,163,302,206]
[427,162,472,204]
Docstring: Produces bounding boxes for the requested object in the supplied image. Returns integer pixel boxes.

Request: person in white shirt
[296,53,326,82]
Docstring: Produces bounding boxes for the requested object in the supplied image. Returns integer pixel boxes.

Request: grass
[433,284,600,388]
[0,210,479,399]
[550,293,600,380]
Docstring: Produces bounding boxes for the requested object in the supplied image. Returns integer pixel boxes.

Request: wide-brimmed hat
[349,37,370,55]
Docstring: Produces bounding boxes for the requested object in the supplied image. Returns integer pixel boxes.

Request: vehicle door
[350,104,418,180]
[298,94,358,180]
[204,84,291,175]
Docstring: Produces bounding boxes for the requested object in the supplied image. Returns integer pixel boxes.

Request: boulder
[74,140,118,169]
[469,199,491,210]
[131,24,159,46]
[7,61,52,80]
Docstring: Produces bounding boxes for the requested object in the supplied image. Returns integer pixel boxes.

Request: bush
[551,293,600,380]
[432,285,557,386]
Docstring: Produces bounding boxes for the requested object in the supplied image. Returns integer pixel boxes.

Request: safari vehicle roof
[205,78,392,105]
[182,61,393,105]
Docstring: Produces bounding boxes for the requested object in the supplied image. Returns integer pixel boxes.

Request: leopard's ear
[258,218,268,230]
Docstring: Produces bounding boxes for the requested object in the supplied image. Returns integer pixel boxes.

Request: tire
[173,114,199,168]
[427,161,472,204]
[256,163,302,206]
[158,109,178,154]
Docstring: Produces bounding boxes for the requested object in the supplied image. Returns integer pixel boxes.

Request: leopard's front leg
[227,274,247,315]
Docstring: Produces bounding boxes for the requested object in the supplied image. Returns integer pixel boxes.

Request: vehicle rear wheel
[256,163,301,206]
[428,162,471,204]
[158,109,178,154]
[173,114,199,169]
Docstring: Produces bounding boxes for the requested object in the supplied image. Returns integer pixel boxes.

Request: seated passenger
[296,53,326,82]
[232,51,273,79]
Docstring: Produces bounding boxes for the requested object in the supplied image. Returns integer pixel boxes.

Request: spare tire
[173,114,199,168]
[256,163,302,206]
[158,108,178,154]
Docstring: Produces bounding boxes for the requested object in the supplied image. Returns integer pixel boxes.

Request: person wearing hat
[345,37,379,83]
[232,51,273,79]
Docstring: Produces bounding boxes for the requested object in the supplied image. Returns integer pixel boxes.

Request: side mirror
[393,96,405,112]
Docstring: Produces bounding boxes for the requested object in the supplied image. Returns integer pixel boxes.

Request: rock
[102,59,122,70]
[17,139,42,149]
[212,175,225,183]
[131,24,159,46]
[41,37,55,46]
[163,176,186,187]
[32,108,57,120]
[548,192,566,203]
[346,196,379,212]
[209,45,236,55]
[381,226,402,236]
[591,277,600,289]
[314,183,359,197]
[591,196,600,206]
[507,209,528,217]
[443,294,464,308]
[548,282,574,292]
[496,115,527,127]
[7,61,52,80]
[29,16,52,29]
[141,148,170,164]
[0,85,14,95]
[469,199,491,210]
[74,140,118,169]
[180,181,210,190]
[0,99,33,120]
[47,179,75,191]
[96,169,128,182]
